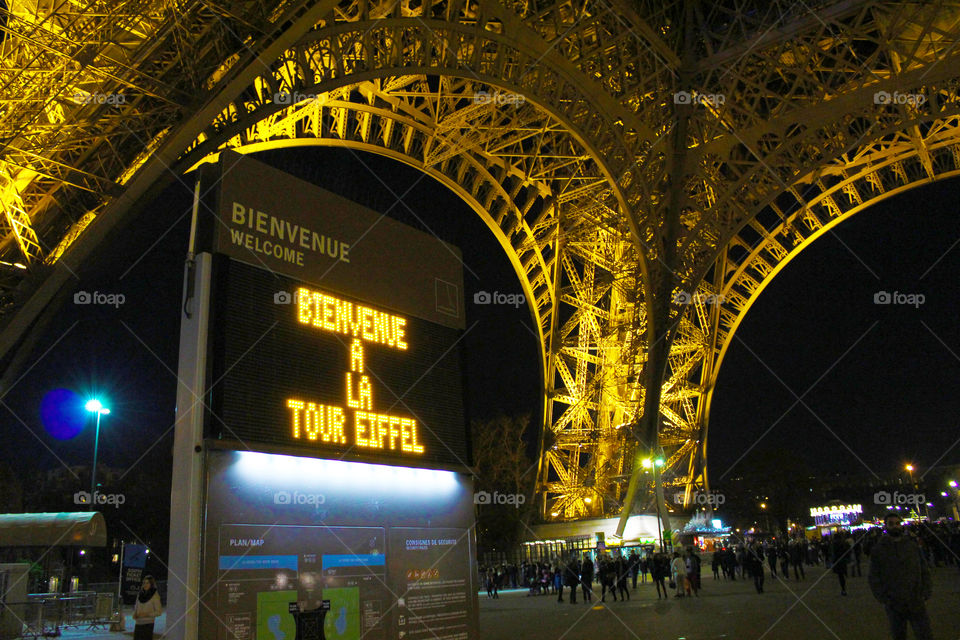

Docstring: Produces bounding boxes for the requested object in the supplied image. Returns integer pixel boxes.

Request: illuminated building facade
[2,1,960,529]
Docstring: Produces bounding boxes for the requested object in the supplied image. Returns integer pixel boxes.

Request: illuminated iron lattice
[2,1,960,521]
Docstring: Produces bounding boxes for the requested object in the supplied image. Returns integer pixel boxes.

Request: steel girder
[0,1,960,522]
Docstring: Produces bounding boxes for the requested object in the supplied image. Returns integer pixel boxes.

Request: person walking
[554,559,564,601]
[599,554,617,602]
[563,554,580,604]
[711,550,721,580]
[766,541,778,577]
[615,554,630,601]
[628,550,640,589]
[830,533,850,596]
[851,532,863,577]
[685,547,701,597]
[580,554,594,603]
[789,536,805,580]
[639,553,649,584]
[746,541,765,594]
[132,575,162,640]
[869,515,934,640]
[778,541,790,579]
[652,552,669,600]
[670,552,686,598]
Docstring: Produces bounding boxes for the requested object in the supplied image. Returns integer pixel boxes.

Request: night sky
[2,147,958,493]
[710,178,960,482]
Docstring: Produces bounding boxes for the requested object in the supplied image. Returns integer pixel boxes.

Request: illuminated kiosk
[809,504,864,536]
[166,152,477,640]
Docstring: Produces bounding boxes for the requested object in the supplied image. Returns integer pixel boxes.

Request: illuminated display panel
[210,260,468,468]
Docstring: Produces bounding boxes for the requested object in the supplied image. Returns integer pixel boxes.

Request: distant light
[950,481,958,488]
[79,549,86,556]
[641,459,652,469]
[942,492,949,497]
[760,503,767,509]
[584,497,592,504]
[711,519,722,529]
[905,464,914,472]
[551,512,560,517]
[13,262,26,270]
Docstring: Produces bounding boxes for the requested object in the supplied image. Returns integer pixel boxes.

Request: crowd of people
[479,516,959,639]
[480,547,706,602]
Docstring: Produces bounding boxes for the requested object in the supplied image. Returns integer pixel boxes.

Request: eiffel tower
[1,0,958,528]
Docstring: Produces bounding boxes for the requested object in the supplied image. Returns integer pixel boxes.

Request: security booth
[521,514,663,559]
[0,513,112,637]
[165,152,478,640]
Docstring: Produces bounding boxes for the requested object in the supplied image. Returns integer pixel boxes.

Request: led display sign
[287,286,423,455]
[209,261,468,467]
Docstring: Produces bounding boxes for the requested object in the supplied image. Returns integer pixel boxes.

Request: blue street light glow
[40,388,86,440]
[85,399,110,414]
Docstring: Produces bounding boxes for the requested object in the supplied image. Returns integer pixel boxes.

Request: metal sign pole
[116,541,124,609]
[165,251,213,640]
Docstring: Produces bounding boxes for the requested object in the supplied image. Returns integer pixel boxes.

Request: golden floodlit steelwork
[2,1,960,525]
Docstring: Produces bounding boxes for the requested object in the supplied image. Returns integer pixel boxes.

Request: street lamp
[643,457,666,550]
[948,481,959,521]
[85,399,110,507]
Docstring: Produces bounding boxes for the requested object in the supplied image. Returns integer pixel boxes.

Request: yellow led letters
[287,400,347,444]
[296,287,407,349]
[288,286,423,455]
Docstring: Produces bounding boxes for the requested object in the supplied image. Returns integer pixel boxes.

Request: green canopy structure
[0,513,107,547]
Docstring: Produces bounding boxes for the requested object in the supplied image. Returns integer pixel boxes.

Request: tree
[0,462,22,512]
[470,413,537,552]
[721,447,812,534]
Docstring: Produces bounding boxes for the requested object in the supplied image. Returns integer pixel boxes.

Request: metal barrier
[10,591,116,638]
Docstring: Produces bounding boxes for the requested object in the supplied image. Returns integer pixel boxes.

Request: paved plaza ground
[11,565,958,639]
[479,565,960,640]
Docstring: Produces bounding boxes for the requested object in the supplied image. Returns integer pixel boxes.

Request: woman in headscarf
[132,574,162,639]
[670,552,686,598]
